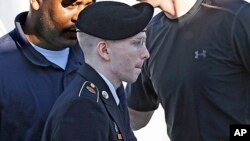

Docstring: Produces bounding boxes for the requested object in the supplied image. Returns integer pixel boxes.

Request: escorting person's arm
[128,107,154,130]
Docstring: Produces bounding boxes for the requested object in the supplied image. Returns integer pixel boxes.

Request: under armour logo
[194,50,207,59]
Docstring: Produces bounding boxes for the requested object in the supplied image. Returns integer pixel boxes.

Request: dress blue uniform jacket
[42,63,136,141]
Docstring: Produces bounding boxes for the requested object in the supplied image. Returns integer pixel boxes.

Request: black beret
[76,1,154,40]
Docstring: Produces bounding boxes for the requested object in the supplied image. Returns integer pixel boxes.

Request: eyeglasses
[130,37,146,47]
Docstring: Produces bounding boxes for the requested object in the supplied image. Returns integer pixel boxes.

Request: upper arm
[232,4,250,71]
[128,107,154,130]
[125,57,159,130]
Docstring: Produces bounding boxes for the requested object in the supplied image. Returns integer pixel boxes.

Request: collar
[31,42,69,70]
[77,63,118,107]
[167,0,204,23]
[98,73,120,105]
[12,12,83,70]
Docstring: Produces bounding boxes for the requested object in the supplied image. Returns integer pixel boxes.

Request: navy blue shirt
[126,0,250,141]
[0,12,83,141]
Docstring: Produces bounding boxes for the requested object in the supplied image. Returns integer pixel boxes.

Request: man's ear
[30,0,41,10]
[97,41,110,61]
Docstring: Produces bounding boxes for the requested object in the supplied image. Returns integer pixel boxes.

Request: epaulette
[78,81,100,102]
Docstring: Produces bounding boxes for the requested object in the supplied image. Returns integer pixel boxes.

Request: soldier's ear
[30,0,41,10]
[97,41,110,61]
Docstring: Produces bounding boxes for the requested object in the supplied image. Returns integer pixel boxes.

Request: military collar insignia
[102,91,109,99]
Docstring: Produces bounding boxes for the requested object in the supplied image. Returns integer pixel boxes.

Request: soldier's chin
[127,75,139,83]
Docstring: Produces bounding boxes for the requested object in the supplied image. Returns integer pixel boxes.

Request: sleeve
[126,72,159,112]
[50,97,110,141]
[0,74,2,131]
[125,23,160,111]
[0,69,6,132]
[231,3,250,71]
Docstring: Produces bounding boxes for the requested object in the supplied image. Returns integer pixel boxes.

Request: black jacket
[42,63,136,141]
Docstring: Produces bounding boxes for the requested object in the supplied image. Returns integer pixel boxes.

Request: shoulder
[145,12,168,46]
[0,31,20,71]
[54,76,101,106]
[0,30,17,54]
[78,81,101,102]
[147,12,166,30]
[210,0,250,33]
[43,81,109,141]
[49,79,106,120]
[202,0,250,15]
[0,12,28,54]
[56,79,103,109]
[200,0,250,35]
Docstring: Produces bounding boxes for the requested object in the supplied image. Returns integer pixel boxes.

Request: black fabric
[42,63,136,141]
[76,1,153,40]
[117,85,126,112]
[116,85,136,141]
[126,0,250,141]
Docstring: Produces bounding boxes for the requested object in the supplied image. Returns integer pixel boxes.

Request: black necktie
[116,85,126,111]
[116,85,136,141]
